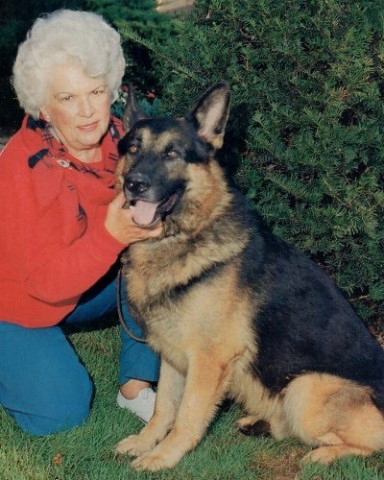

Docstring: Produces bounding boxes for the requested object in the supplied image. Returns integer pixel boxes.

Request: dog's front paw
[131,450,178,471]
[115,434,153,457]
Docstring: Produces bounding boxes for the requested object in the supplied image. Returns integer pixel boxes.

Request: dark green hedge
[149,0,384,322]
[88,0,176,91]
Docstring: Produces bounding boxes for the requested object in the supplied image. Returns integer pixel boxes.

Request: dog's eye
[167,150,179,159]
[128,145,138,154]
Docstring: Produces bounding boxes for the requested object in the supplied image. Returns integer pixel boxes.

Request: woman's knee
[10,371,94,436]
[0,322,95,436]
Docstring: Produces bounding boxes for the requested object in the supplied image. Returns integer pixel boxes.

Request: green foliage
[111,87,163,119]
[148,0,384,321]
[86,0,176,91]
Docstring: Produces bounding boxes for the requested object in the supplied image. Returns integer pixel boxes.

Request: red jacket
[0,115,126,327]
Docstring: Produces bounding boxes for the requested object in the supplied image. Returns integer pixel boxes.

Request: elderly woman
[0,9,161,435]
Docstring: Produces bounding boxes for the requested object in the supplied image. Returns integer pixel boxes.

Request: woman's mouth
[78,121,99,132]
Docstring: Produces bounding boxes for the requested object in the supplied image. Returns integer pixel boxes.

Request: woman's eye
[59,95,73,102]
[93,88,105,96]
[128,145,138,154]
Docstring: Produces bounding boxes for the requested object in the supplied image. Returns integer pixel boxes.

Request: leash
[116,267,148,343]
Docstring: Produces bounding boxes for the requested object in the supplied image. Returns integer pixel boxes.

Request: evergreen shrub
[149,0,384,322]
[86,0,176,92]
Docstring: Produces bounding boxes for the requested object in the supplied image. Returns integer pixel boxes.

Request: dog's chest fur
[122,215,255,373]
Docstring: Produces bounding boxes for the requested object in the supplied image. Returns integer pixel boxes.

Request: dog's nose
[124,173,151,195]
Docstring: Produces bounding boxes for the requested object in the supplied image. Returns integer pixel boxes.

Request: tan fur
[232,373,384,465]
[283,373,384,464]
[115,110,384,471]
[121,161,249,304]
[116,156,266,470]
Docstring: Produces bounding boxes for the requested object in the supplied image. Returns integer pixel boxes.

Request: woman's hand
[105,192,163,245]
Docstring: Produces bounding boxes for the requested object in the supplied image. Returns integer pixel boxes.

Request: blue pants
[0,268,160,436]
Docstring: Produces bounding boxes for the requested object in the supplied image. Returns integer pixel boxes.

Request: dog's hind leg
[303,445,374,465]
[130,349,237,471]
[116,359,185,457]
[301,400,384,465]
[284,373,384,465]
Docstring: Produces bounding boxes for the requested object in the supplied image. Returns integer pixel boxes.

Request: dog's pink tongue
[130,200,158,226]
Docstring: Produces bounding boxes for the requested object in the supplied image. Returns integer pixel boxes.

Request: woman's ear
[40,107,51,123]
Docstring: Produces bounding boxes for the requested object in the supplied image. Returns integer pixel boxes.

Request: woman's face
[40,62,111,161]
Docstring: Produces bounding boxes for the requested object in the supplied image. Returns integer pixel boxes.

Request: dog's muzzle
[124,173,182,228]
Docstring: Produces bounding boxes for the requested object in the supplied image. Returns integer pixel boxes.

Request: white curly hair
[12,9,126,118]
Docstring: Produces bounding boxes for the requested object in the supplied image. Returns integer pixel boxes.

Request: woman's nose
[78,96,95,117]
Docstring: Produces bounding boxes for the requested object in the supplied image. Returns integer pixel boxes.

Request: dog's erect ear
[191,82,230,150]
[122,85,147,132]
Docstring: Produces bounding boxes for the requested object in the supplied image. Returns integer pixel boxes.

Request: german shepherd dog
[115,83,384,471]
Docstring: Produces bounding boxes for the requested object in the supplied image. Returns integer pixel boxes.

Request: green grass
[1,326,384,480]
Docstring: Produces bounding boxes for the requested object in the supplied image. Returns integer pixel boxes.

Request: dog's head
[117,82,231,229]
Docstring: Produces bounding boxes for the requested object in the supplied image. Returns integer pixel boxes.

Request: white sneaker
[117,387,156,423]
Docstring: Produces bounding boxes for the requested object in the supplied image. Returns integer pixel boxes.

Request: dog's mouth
[129,190,182,228]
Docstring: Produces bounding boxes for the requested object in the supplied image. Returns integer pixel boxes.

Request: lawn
[1,325,384,480]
